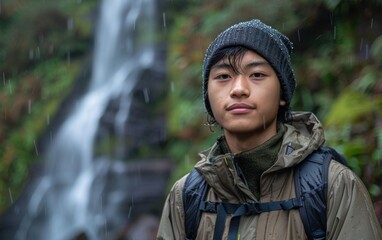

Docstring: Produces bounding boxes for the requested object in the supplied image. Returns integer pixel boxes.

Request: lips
[226,103,255,114]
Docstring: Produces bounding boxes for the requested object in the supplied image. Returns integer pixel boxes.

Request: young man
[157,19,382,239]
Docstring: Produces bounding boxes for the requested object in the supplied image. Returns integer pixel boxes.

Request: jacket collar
[196,112,325,201]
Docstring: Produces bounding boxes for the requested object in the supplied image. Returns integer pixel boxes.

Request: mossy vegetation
[0,0,98,210]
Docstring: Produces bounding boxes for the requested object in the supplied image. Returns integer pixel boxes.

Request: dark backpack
[182,146,347,240]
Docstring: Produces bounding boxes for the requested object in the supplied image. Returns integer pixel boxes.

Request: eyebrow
[211,62,232,70]
[243,61,271,70]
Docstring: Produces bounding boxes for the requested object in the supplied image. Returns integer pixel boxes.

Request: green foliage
[0,0,97,75]
[0,0,97,211]
[324,90,379,126]
[0,58,84,209]
[371,35,382,61]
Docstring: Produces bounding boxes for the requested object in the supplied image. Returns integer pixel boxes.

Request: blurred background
[0,0,381,239]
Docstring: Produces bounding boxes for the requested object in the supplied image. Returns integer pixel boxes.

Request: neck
[224,120,278,153]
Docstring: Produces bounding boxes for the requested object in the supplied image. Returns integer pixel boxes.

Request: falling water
[9,0,157,239]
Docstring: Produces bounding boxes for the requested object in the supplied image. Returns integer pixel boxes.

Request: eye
[214,74,231,81]
[250,72,266,78]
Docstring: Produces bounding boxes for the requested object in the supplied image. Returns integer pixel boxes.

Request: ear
[280,100,286,106]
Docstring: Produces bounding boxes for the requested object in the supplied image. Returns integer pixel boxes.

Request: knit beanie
[203,19,296,118]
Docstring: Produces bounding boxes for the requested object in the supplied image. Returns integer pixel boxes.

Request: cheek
[207,86,226,123]
[207,82,220,105]
[208,89,220,113]
[257,84,282,112]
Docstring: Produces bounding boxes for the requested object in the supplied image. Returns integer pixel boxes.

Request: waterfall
[9,0,159,239]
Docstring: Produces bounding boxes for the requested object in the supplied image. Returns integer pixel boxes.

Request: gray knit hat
[203,19,296,118]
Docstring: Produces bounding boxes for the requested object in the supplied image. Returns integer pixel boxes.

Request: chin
[223,119,276,133]
[223,124,261,133]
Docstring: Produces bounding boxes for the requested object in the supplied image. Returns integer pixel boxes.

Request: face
[207,50,285,138]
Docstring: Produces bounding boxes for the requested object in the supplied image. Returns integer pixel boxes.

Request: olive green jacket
[157,112,382,239]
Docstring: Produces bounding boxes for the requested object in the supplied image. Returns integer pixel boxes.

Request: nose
[230,76,250,98]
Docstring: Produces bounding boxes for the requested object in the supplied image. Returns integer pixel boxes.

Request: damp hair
[205,45,292,126]
[208,46,247,76]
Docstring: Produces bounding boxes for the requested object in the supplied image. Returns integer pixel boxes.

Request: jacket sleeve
[156,176,187,240]
[327,161,382,240]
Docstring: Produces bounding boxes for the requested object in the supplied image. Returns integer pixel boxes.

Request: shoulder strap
[182,168,209,240]
[294,146,347,240]
[183,168,302,240]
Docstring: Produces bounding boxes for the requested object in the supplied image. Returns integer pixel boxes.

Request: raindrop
[365,43,369,59]
[297,30,301,42]
[8,188,13,203]
[143,88,150,103]
[2,72,5,86]
[360,38,364,51]
[29,49,34,60]
[329,12,333,25]
[371,18,374,29]
[34,140,39,156]
[67,17,74,31]
[128,205,133,219]
[162,12,166,28]
[170,81,175,92]
[36,47,41,59]
[8,79,12,94]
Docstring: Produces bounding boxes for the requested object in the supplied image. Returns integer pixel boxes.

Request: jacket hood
[195,111,325,201]
[270,111,325,171]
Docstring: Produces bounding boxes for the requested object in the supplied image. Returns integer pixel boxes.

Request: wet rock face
[127,50,167,145]
[97,43,168,160]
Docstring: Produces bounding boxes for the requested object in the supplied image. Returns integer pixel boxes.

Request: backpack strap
[294,146,346,240]
[183,168,302,240]
[182,168,209,240]
[200,198,302,240]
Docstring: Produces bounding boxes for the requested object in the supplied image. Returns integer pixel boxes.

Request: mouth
[226,103,255,114]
